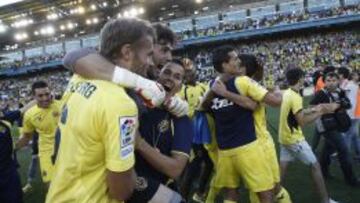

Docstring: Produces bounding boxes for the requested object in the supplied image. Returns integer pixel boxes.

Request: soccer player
[46,18,154,203]
[62,23,187,115]
[279,68,339,203]
[129,59,193,203]
[201,46,273,203]
[178,58,208,119]
[211,53,292,203]
[177,58,211,201]
[15,81,61,188]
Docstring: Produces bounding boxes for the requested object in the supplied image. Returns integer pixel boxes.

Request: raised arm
[63,48,165,108]
[63,48,114,80]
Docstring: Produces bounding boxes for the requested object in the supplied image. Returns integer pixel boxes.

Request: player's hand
[211,80,228,97]
[135,80,166,108]
[111,67,166,108]
[163,96,189,117]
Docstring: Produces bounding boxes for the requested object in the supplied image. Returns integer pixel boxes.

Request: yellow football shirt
[178,82,208,119]
[279,88,304,145]
[59,74,84,107]
[234,76,270,141]
[22,100,61,155]
[46,76,137,203]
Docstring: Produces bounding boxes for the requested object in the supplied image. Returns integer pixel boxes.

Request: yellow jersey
[234,76,270,142]
[22,100,61,155]
[178,82,208,119]
[59,74,84,107]
[279,88,304,145]
[46,76,137,203]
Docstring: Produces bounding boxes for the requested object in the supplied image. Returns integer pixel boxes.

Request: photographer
[310,72,359,187]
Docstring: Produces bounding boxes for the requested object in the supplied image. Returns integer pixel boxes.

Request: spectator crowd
[180,5,359,40]
[1,30,359,110]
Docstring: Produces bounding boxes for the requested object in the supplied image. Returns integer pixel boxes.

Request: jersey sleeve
[171,116,193,157]
[22,110,35,134]
[291,93,303,115]
[101,100,137,173]
[234,76,268,102]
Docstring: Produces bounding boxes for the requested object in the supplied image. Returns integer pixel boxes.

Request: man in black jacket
[310,72,359,187]
[0,103,35,203]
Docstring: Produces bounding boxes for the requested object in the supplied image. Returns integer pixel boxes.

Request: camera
[336,97,351,110]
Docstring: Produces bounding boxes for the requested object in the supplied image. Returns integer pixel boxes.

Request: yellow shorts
[260,137,281,184]
[214,140,274,192]
[39,153,54,183]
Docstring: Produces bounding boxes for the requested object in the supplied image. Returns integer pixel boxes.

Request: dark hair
[212,45,236,73]
[162,58,185,81]
[286,68,305,86]
[337,67,350,79]
[32,81,48,94]
[99,18,155,61]
[238,54,263,81]
[323,66,336,76]
[323,72,339,81]
[152,23,176,46]
[170,58,185,69]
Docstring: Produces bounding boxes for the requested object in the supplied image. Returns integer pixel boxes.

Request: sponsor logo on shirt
[158,119,170,133]
[211,98,234,110]
[121,145,134,160]
[120,117,136,146]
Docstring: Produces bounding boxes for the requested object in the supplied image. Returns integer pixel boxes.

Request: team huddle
[1,17,355,203]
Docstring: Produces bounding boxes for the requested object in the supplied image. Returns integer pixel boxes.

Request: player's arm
[102,100,138,200]
[136,116,193,180]
[211,80,258,110]
[136,136,188,180]
[199,89,215,111]
[15,132,33,150]
[15,110,35,150]
[236,76,282,107]
[262,91,282,107]
[63,48,165,107]
[63,48,113,80]
[107,169,136,201]
[295,102,339,127]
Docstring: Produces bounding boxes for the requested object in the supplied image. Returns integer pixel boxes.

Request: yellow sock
[249,191,260,203]
[275,187,292,203]
[223,200,237,203]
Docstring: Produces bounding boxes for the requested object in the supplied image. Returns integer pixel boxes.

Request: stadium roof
[0,0,268,51]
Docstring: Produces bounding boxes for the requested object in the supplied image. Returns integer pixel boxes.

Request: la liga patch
[120,117,136,146]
